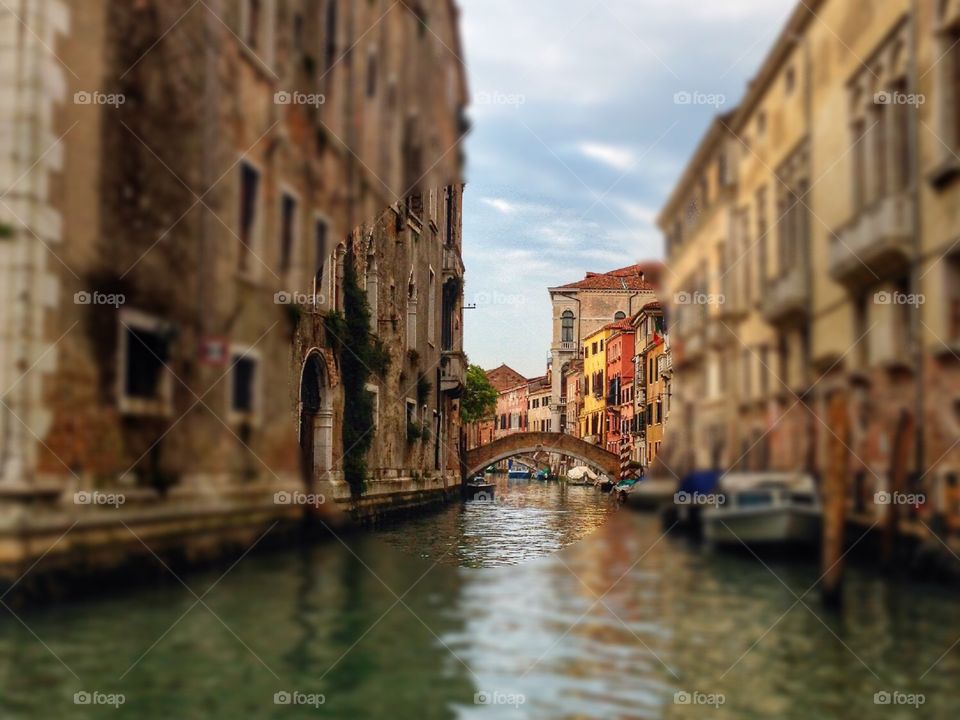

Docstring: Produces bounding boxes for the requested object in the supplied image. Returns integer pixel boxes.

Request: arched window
[561,310,574,343]
[614,311,626,321]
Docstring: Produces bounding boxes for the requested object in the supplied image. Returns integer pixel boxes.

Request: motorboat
[465,475,496,501]
[702,473,822,547]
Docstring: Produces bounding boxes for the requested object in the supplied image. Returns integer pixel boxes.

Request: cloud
[578,142,636,172]
[479,197,552,215]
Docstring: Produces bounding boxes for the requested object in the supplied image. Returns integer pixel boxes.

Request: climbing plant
[330,258,390,497]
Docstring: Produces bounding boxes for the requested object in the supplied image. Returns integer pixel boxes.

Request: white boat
[703,473,822,547]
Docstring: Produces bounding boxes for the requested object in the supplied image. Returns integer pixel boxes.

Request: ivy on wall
[325,258,389,497]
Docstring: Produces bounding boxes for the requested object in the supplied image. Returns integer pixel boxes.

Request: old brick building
[0,0,469,573]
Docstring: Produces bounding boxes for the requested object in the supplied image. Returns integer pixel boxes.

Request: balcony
[829,193,914,289]
[763,264,809,327]
[440,350,466,396]
[658,353,673,378]
[556,341,578,353]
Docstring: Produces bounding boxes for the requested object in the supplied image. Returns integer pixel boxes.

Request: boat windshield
[736,491,774,508]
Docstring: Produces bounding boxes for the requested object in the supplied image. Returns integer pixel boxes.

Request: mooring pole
[883,409,915,569]
[822,390,850,608]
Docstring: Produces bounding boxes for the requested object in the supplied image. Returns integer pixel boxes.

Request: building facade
[604,322,635,454]
[0,0,470,571]
[547,264,657,434]
[580,325,608,445]
[563,358,584,439]
[633,302,670,468]
[662,0,960,533]
[527,375,552,433]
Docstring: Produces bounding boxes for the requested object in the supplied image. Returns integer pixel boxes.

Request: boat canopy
[677,470,722,496]
[718,473,817,494]
[567,466,599,481]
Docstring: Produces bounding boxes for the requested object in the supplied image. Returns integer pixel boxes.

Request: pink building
[604,321,635,454]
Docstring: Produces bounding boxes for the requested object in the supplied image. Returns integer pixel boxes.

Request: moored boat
[703,473,822,547]
[465,475,496,501]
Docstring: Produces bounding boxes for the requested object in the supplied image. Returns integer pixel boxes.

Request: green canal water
[1,477,958,719]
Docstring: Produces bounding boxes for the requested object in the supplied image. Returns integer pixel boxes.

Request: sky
[458,0,796,378]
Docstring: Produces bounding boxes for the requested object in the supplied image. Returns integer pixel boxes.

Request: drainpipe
[907,0,925,492]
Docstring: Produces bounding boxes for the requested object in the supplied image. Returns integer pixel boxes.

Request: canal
[1,476,957,719]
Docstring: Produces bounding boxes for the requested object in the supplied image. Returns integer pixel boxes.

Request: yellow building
[633,302,671,468]
[580,325,612,445]
[662,0,960,534]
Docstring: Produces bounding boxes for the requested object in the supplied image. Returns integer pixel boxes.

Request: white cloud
[578,142,636,172]
[480,197,519,214]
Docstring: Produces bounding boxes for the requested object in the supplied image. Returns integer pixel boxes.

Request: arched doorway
[299,352,333,492]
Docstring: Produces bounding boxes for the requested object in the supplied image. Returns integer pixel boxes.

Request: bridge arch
[465,432,620,478]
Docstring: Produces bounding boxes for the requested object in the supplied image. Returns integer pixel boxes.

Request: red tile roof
[552,263,656,292]
[485,364,529,393]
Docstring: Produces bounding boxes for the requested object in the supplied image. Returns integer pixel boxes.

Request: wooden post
[822,390,850,608]
[882,409,914,568]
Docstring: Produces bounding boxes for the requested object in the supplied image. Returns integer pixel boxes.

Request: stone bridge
[465,432,620,478]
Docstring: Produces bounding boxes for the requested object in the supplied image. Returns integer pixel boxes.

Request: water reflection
[374,475,619,567]
[0,481,957,719]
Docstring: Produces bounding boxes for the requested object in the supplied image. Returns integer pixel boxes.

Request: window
[314,217,328,304]
[366,384,380,429]
[756,187,768,292]
[366,51,377,97]
[561,310,575,343]
[239,162,260,271]
[366,253,378,333]
[244,0,261,49]
[293,12,304,53]
[592,341,598,355]
[614,311,626,321]
[323,0,337,74]
[785,66,795,95]
[851,118,867,212]
[891,78,911,192]
[231,354,257,415]
[280,191,297,274]
[949,255,960,341]
[427,267,436,346]
[407,270,417,350]
[407,399,418,428]
[869,100,887,202]
[757,111,767,136]
[119,310,173,416]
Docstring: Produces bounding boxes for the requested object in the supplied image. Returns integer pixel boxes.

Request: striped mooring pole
[619,438,631,482]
